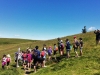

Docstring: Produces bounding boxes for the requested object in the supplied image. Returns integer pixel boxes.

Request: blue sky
[0,0,100,40]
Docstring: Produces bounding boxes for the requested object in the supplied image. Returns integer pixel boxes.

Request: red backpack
[41,51,45,57]
[6,58,10,62]
[61,43,64,49]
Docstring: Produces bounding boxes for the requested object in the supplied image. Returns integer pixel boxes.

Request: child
[79,38,83,56]
[6,54,11,69]
[22,51,28,70]
[66,39,71,58]
[73,36,79,57]
[42,44,48,55]
[1,55,7,69]
[41,49,47,67]
[27,50,32,70]
[60,40,64,56]
[53,44,58,60]
[47,46,52,61]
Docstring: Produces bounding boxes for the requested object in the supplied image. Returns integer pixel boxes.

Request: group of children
[57,36,83,58]
[1,36,83,73]
[14,44,58,73]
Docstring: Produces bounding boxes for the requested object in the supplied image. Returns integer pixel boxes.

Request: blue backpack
[66,41,70,49]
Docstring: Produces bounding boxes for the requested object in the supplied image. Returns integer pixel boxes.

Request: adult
[94,30,100,45]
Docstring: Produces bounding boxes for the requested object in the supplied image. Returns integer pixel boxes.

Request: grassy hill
[0,32,100,75]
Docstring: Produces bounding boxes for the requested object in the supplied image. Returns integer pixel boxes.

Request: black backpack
[75,41,80,46]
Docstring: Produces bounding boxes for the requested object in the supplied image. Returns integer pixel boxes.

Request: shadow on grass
[94,72,100,75]
[25,70,34,74]
[11,64,16,68]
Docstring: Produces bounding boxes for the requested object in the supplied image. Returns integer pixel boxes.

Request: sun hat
[7,54,11,58]
[60,40,63,43]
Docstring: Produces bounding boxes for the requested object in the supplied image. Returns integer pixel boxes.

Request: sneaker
[17,66,19,67]
[44,66,47,67]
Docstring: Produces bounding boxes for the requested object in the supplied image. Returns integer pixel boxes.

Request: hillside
[0,32,100,75]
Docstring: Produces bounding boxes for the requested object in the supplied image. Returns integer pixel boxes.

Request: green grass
[0,32,100,75]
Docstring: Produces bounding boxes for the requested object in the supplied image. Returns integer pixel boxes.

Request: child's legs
[74,48,78,57]
[80,47,83,56]
[34,65,36,73]
[60,50,63,55]
[66,50,70,58]
[54,51,57,59]
[7,62,10,69]
[2,62,6,69]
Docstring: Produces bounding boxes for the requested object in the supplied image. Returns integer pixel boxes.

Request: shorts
[54,51,57,55]
[7,61,10,66]
[60,49,64,51]
[2,62,6,66]
[80,47,83,51]
[27,59,32,63]
[66,49,70,53]
[37,57,44,64]
[48,53,52,56]
[74,47,78,52]
[33,59,38,66]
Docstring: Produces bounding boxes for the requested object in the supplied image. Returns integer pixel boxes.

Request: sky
[0,0,100,40]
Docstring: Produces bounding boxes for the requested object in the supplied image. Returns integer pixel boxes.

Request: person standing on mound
[94,30,100,45]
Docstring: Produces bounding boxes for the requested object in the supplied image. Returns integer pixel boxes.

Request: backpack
[23,54,27,58]
[27,54,32,60]
[55,47,58,51]
[66,41,70,49]
[6,58,10,62]
[75,41,80,46]
[34,50,38,57]
[41,51,45,57]
[61,43,64,49]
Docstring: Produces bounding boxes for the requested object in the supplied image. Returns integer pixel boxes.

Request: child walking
[1,55,7,69]
[53,44,58,60]
[6,54,11,69]
[47,46,52,61]
[79,38,83,56]
[73,36,79,57]
[66,39,71,58]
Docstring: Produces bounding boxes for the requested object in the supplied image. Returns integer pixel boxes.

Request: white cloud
[88,27,96,31]
[14,35,20,37]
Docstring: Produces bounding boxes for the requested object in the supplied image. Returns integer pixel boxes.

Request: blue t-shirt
[47,49,52,54]
[34,49,40,58]
[66,41,70,49]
